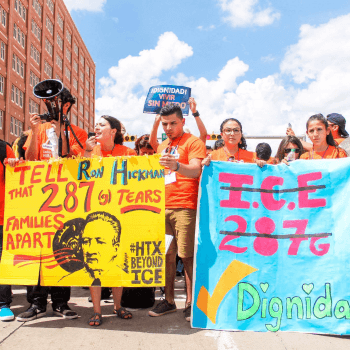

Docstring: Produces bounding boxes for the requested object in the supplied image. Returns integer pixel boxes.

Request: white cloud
[197,24,216,31]
[96,14,350,153]
[218,0,280,28]
[95,32,193,134]
[261,54,275,62]
[64,0,106,12]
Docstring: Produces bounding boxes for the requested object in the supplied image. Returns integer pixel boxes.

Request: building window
[86,65,90,76]
[32,0,42,18]
[56,55,62,70]
[45,38,53,56]
[0,42,5,61]
[80,71,84,82]
[30,44,40,65]
[73,78,77,90]
[66,48,71,62]
[73,60,78,72]
[79,120,83,129]
[0,110,3,129]
[0,75,4,95]
[65,67,71,81]
[15,0,27,22]
[12,54,25,78]
[80,55,84,66]
[13,23,26,48]
[30,71,39,87]
[85,111,89,120]
[57,13,63,30]
[79,103,84,114]
[11,85,24,108]
[85,95,89,105]
[91,74,94,83]
[31,19,41,41]
[46,16,53,35]
[10,117,23,136]
[74,43,78,56]
[57,33,63,50]
[47,0,54,14]
[44,61,52,78]
[86,79,89,90]
[29,99,39,114]
[91,88,94,97]
[80,88,84,98]
[66,30,71,44]
[72,114,77,125]
[0,6,7,28]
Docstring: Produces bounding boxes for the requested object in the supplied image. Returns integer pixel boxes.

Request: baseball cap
[327,113,349,137]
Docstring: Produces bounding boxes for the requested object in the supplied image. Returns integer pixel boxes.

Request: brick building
[0,0,95,144]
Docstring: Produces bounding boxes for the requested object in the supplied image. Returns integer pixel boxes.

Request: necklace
[311,145,329,160]
[223,146,240,161]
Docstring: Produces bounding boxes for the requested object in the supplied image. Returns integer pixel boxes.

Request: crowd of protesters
[0,88,349,326]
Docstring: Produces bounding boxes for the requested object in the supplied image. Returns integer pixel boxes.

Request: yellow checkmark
[196,260,258,324]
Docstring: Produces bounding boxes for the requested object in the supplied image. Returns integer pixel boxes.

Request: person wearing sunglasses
[134,134,155,155]
[275,136,304,164]
[202,118,255,166]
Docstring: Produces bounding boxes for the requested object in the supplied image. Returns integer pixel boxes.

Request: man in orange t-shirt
[0,141,15,321]
[148,104,206,322]
[17,93,84,322]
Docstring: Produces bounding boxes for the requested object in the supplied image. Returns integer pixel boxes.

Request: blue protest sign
[193,158,350,334]
[143,85,191,115]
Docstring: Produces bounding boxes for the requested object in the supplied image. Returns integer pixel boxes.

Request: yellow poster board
[0,155,165,287]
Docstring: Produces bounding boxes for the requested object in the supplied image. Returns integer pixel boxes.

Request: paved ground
[1,278,350,350]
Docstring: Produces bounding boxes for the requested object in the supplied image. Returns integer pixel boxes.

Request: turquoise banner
[193,158,350,334]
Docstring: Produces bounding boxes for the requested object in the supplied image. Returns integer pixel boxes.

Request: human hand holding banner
[0,156,165,287]
[143,85,191,115]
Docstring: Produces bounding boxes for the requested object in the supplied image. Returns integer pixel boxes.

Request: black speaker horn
[33,79,64,100]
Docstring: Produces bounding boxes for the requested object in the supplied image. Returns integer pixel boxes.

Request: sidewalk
[1,278,349,350]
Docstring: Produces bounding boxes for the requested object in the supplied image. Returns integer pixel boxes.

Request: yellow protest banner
[0,155,165,287]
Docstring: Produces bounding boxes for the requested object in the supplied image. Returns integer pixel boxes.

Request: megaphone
[33,79,64,122]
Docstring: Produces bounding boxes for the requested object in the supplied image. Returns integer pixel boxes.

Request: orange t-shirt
[23,123,87,160]
[0,145,15,226]
[334,138,347,147]
[211,147,255,163]
[300,146,347,160]
[91,144,137,157]
[158,133,206,210]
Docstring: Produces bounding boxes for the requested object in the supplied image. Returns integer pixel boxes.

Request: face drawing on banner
[54,211,122,285]
[81,211,121,278]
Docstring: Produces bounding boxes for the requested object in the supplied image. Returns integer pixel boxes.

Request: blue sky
[65,0,350,151]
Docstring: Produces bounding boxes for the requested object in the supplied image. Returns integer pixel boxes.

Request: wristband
[175,161,180,172]
[192,111,200,117]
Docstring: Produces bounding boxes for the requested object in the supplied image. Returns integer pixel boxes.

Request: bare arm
[149,114,161,152]
[159,154,202,178]
[189,97,207,143]
[25,114,41,161]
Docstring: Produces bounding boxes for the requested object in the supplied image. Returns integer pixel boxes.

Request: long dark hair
[306,114,336,147]
[100,115,124,145]
[220,118,247,150]
[275,136,304,162]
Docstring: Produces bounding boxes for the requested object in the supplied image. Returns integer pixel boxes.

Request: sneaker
[0,306,15,321]
[183,304,191,322]
[53,304,78,319]
[148,299,176,317]
[17,305,46,322]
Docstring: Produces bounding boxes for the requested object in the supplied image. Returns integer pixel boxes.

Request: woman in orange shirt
[300,114,347,160]
[84,116,136,326]
[202,118,255,165]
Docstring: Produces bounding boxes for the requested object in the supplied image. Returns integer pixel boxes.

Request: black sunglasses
[285,148,300,153]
